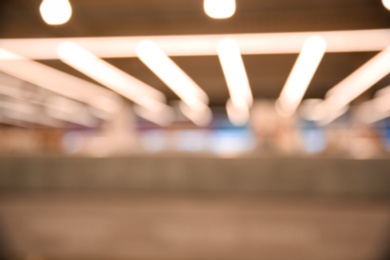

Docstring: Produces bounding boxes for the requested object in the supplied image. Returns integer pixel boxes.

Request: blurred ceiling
[1,0,390,106]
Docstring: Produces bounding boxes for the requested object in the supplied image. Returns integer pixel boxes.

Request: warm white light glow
[204,0,236,19]
[298,99,324,121]
[276,36,327,117]
[0,29,388,60]
[217,38,253,108]
[0,79,98,127]
[0,82,95,126]
[317,105,349,126]
[226,98,250,126]
[58,41,170,116]
[301,99,347,126]
[356,101,390,124]
[179,102,212,127]
[373,95,390,113]
[383,0,390,10]
[0,99,60,127]
[0,48,121,115]
[217,38,252,125]
[40,0,72,25]
[357,86,390,124]
[0,84,24,100]
[136,40,210,118]
[315,46,390,123]
[133,105,174,127]
[375,85,390,97]
[44,96,97,127]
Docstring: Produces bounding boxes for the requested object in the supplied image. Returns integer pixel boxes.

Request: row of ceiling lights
[1,29,389,127]
[11,0,388,127]
[36,0,242,126]
[39,0,390,26]
[39,0,237,26]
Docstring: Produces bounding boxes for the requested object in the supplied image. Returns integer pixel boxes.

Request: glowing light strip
[356,86,390,123]
[225,98,250,126]
[179,102,212,127]
[0,81,97,127]
[0,84,24,100]
[0,99,60,127]
[0,48,121,115]
[57,42,170,115]
[46,110,97,127]
[356,101,390,124]
[0,29,389,59]
[44,96,98,127]
[217,38,253,109]
[217,38,252,125]
[136,40,209,111]
[0,82,97,127]
[58,42,174,125]
[0,115,26,127]
[315,46,390,123]
[276,36,326,117]
[133,105,175,127]
[58,42,164,102]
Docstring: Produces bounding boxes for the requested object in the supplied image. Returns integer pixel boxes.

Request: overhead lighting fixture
[0,83,25,100]
[136,40,211,125]
[58,42,166,110]
[0,48,121,116]
[136,40,208,106]
[0,81,97,127]
[356,86,390,124]
[356,101,390,124]
[373,86,390,112]
[318,105,349,126]
[204,0,236,19]
[217,38,252,125]
[1,29,388,60]
[57,41,174,125]
[179,102,212,127]
[133,105,175,127]
[375,85,390,96]
[0,99,60,127]
[217,38,253,108]
[298,99,324,121]
[383,0,390,11]
[44,96,98,127]
[225,98,250,126]
[313,46,390,123]
[276,36,326,117]
[40,0,72,25]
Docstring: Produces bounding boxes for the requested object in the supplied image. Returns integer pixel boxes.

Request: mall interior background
[0,0,389,259]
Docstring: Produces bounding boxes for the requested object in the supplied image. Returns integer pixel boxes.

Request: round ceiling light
[383,0,390,10]
[204,0,236,19]
[40,0,72,25]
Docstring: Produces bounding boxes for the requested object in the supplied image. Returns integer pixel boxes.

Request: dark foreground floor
[0,193,389,260]
[0,156,389,259]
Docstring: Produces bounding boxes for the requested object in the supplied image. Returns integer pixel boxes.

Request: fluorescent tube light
[314,46,390,123]
[217,38,253,108]
[136,40,209,108]
[0,29,388,60]
[276,36,326,117]
[0,48,121,115]
[225,98,250,126]
[58,41,171,114]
